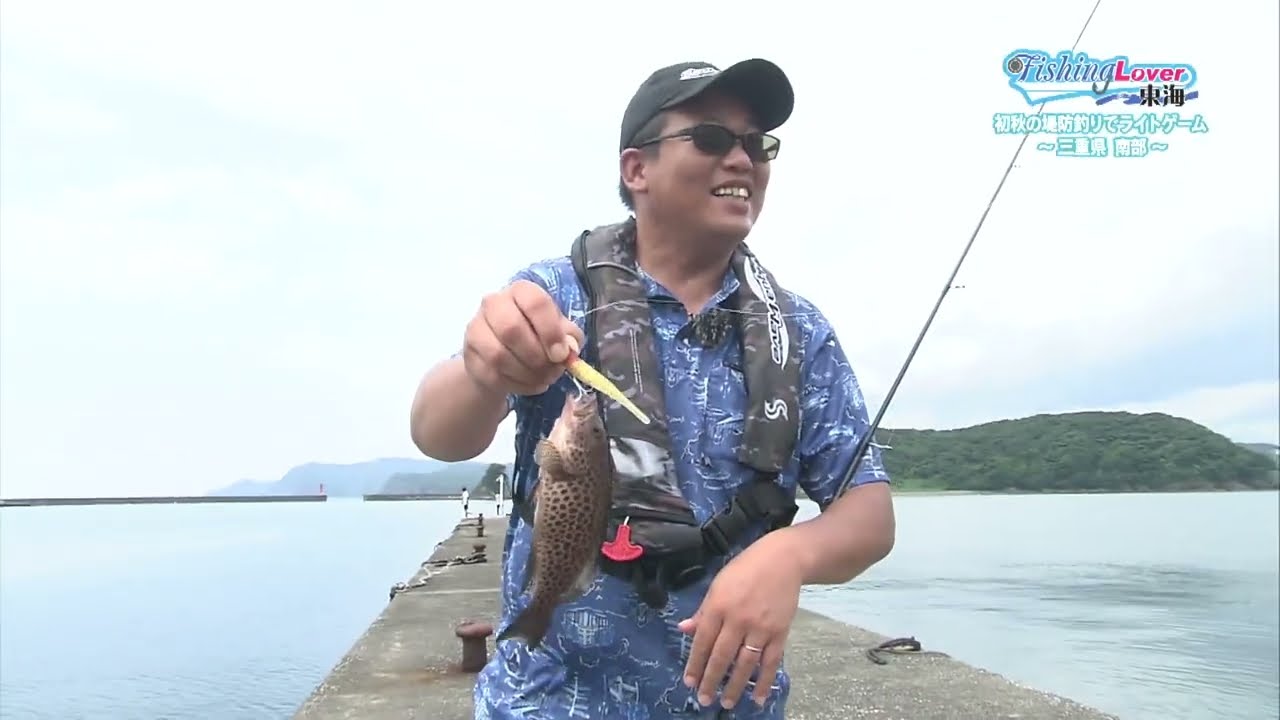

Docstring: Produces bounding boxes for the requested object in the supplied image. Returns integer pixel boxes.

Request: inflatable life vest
[514,217,804,609]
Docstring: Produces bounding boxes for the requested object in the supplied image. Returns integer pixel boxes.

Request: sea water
[1,491,1276,720]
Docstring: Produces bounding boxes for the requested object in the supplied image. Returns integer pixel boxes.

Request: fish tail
[495,600,555,650]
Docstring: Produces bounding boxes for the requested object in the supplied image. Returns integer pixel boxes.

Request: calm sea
[1,491,1276,720]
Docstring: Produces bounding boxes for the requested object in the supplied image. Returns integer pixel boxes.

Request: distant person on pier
[460,486,470,518]
[409,57,895,719]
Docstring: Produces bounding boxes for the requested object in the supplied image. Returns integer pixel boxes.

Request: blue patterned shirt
[473,253,890,720]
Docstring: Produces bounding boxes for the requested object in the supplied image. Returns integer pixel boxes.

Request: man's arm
[409,262,576,458]
[780,326,896,586]
[409,356,512,462]
[408,264,527,462]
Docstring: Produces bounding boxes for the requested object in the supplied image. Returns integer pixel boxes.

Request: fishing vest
[517,217,805,609]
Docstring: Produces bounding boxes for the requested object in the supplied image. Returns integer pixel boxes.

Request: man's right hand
[462,280,585,398]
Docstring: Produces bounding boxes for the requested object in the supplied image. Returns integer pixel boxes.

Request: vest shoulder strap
[727,244,804,474]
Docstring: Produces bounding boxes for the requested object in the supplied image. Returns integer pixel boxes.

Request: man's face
[623,91,773,244]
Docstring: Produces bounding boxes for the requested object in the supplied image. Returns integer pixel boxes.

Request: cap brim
[660,58,794,132]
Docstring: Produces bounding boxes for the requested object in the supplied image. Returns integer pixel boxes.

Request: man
[461,486,470,518]
[410,58,895,719]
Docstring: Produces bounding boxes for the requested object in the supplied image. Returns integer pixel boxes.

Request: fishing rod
[833,0,1105,498]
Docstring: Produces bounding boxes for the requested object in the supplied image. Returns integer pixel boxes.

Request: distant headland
[882,411,1277,493]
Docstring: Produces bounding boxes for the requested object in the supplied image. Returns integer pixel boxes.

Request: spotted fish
[495,387,614,649]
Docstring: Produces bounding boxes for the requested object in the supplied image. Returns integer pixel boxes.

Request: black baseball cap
[618,58,795,152]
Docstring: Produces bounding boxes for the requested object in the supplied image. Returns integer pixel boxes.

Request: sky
[1,0,1276,497]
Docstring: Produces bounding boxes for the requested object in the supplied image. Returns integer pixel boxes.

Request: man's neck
[633,215,737,314]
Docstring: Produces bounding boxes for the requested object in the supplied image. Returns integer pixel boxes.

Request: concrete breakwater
[293,516,1118,719]
[0,494,328,507]
[364,493,502,502]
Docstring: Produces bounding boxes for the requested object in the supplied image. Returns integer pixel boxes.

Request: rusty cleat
[455,621,495,673]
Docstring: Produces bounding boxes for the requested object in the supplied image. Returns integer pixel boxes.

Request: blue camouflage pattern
[473,253,891,719]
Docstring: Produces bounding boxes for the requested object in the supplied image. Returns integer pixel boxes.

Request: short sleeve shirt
[473,255,890,720]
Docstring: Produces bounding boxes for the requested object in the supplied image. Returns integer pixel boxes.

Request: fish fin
[494,599,554,650]
[569,559,598,598]
[534,439,564,474]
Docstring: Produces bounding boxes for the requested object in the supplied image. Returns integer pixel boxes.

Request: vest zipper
[611,507,698,526]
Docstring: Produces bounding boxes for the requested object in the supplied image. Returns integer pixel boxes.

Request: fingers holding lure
[560,336,651,425]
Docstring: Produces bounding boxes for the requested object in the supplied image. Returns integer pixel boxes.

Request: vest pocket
[700,362,749,464]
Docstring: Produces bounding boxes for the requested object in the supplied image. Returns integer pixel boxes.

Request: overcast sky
[1,0,1276,497]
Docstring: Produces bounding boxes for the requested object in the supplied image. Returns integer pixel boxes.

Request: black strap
[699,475,797,556]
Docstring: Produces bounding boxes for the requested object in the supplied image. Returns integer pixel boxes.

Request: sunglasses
[635,123,781,163]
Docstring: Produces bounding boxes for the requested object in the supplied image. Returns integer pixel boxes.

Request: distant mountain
[378,462,493,495]
[208,457,451,497]
[1238,442,1280,464]
[377,461,514,496]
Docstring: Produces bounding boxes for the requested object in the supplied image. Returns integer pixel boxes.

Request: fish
[495,386,615,649]
[561,336,651,426]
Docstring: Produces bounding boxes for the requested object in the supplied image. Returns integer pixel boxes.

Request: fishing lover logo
[993,50,1209,158]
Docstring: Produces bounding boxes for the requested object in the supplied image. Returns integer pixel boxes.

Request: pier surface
[294,516,1118,720]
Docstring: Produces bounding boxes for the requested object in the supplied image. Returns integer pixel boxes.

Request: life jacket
[513,217,804,609]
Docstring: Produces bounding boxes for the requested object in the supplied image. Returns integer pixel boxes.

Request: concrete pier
[0,494,327,507]
[294,516,1119,720]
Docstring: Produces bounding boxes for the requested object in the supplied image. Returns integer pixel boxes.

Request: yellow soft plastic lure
[562,337,651,425]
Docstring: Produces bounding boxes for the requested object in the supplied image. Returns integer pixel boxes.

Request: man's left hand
[677,530,803,710]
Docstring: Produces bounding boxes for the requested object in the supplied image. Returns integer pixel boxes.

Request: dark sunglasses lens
[742,134,779,161]
[689,125,737,154]
[757,134,779,160]
[689,125,778,161]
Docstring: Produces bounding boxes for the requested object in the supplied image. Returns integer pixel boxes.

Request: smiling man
[410,57,896,719]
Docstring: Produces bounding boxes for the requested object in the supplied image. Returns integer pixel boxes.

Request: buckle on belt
[699,508,737,556]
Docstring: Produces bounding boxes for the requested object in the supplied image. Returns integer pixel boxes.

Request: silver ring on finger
[742,643,763,654]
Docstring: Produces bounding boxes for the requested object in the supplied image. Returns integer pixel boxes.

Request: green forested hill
[376,462,510,496]
[878,411,1278,493]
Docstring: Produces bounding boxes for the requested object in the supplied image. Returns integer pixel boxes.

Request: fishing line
[582,298,826,321]
[832,0,1106,498]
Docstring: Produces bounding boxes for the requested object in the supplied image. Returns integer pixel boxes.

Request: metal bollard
[476,513,485,537]
[455,621,494,673]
